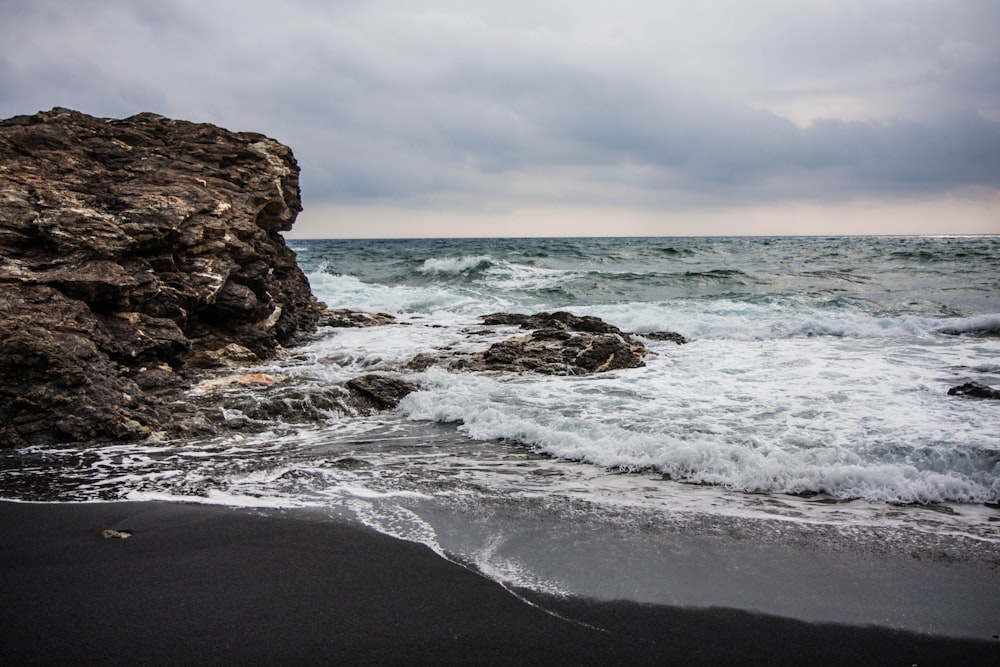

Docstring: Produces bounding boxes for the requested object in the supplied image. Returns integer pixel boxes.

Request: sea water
[3,236,999,635]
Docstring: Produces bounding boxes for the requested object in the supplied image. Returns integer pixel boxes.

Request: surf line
[341,499,613,635]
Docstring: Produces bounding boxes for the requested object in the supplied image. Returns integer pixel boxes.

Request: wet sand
[1,500,997,665]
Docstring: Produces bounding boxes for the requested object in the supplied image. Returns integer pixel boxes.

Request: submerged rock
[947,381,1000,400]
[0,107,326,445]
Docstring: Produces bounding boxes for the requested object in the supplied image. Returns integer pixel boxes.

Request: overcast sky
[2,0,998,237]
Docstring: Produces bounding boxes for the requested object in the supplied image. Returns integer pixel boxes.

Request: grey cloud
[1,0,998,215]
[290,48,999,206]
[0,59,167,121]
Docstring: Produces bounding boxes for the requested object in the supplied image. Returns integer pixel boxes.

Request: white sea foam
[306,271,488,315]
[484,262,579,292]
[272,318,492,382]
[399,333,1000,505]
[581,300,953,342]
[309,266,990,344]
[934,313,1000,336]
[466,533,572,597]
[346,498,447,557]
[418,255,494,274]
[124,489,314,509]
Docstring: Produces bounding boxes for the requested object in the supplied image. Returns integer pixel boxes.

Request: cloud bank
[2,0,998,236]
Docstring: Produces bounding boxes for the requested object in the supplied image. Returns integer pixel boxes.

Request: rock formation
[0,109,688,446]
[320,308,397,328]
[0,108,325,445]
[416,311,685,376]
[183,372,417,431]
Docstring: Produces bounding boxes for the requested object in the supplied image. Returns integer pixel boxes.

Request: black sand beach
[2,500,997,665]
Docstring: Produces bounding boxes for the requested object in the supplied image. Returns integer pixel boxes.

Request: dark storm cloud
[1,0,998,213]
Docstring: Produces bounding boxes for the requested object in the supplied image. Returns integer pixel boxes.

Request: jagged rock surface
[0,108,325,445]
[343,374,417,412]
[639,330,689,345]
[184,373,417,431]
[445,311,677,376]
[320,309,397,328]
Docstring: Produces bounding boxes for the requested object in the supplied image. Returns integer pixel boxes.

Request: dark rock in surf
[185,372,417,429]
[320,308,397,328]
[452,311,654,375]
[938,322,1000,338]
[0,107,326,445]
[481,311,624,334]
[406,311,686,375]
[406,352,442,372]
[482,311,687,345]
[640,331,688,345]
[947,381,1000,400]
[469,329,646,375]
[344,374,417,412]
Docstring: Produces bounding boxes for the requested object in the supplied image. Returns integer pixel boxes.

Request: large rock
[320,308,397,328]
[183,373,417,431]
[450,311,664,375]
[0,284,169,444]
[0,108,325,445]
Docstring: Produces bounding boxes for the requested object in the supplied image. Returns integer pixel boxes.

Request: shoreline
[2,499,997,665]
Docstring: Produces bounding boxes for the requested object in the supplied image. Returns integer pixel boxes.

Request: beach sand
[1,500,997,665]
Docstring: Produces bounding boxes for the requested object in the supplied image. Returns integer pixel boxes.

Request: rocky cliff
[0,108,325,445]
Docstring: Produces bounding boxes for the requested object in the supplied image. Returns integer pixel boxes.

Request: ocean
[3,235,999,635]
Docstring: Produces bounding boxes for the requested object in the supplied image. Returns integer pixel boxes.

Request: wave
[575,298,957,342]
[889,250,945,262]
[656,246,696,257]
[795,269,873,285]
[683,268,751,281]
[573,268,758,285]
[308,263,994,344]
[402,255,583,296]
[935,313,1000,338]
[400,367,1000,505]
[417,255,495,275]
[306,271,487,314]
[485,262,579,292]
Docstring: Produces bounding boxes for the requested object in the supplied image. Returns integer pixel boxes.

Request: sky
[1,0,998,238]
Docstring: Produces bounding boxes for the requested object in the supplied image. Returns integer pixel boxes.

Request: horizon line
[284,232,1000,241]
